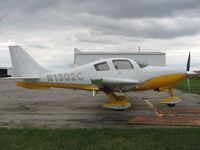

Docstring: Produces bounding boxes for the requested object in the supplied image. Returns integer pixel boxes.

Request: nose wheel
[167,104,176,107]
[160,88,181,107]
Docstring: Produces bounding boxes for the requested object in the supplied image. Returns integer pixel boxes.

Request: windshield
[94,62,110,71]
[134,59,149,68]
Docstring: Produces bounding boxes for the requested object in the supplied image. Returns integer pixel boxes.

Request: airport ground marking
[144,99,164,117]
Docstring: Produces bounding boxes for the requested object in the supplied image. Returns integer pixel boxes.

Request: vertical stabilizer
[9,46,48,77]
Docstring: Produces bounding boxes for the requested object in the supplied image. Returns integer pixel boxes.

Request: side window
[94,62,109,71]
[112,60,134,70]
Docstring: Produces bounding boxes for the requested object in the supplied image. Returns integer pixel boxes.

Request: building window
[94,62,109,71]
[112,60,133,70]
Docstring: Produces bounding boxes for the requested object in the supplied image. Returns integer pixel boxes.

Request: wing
[91,78,140,91]
[3,77,40,80]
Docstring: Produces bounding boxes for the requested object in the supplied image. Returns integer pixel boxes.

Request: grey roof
[75,51,165,55]
[0,67,12,69]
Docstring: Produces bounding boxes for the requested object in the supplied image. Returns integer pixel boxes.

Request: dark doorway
[0,69,8,77]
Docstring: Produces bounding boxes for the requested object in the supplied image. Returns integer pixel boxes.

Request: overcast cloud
[0,0,200,70]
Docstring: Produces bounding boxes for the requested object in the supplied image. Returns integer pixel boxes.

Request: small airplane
[5,46,196,110]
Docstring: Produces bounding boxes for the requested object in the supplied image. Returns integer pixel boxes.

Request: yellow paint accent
[103,91,131,109]
[104,91,118,102]
[117,96,129,101]
[136,74,186,91]
[16,82,99,91]
[103,91,128,102]
[158,86,171,92]
[103,92,128,102]
[16,82,50,89]
[168,88,174,97]
[160,97,181,104]
[103,101,131,110]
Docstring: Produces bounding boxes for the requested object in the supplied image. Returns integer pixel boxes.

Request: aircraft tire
[167,104,176,107]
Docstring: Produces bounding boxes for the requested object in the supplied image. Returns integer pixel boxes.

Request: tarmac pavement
[0,79,200,128]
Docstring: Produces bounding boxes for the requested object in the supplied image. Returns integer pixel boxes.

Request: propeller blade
[186,52,191,71]
[186,52,192,93]
[187,78,191,93]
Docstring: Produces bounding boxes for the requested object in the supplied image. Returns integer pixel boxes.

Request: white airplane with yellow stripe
[6,46,196,110]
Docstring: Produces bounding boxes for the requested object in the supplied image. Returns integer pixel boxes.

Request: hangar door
[0,69,7,77]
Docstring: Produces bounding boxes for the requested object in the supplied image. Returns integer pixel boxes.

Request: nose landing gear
[159,88,181,107]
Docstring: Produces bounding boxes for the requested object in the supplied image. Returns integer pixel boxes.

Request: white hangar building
[74,49,166,67]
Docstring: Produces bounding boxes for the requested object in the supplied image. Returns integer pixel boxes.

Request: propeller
[186,52,191,93]
[186,52,191,72]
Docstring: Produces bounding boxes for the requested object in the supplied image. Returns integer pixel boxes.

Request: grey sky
[0,0,200,70]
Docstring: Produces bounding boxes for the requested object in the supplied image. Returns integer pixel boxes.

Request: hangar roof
[0,67,12,69]
[74,49,165,55]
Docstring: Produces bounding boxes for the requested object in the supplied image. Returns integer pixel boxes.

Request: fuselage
[16,58,187,92]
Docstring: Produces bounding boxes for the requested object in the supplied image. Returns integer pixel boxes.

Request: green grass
[175,79,200,94]
[0,128,200,150]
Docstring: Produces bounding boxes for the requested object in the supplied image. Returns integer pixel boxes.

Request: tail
[9,46,48,77]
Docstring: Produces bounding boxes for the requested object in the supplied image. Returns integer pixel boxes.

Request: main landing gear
[102,90,131,110]
[159,88,181,107]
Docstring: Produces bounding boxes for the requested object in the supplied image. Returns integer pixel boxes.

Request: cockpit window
[94,62,109,71]
[134,59,149,68]
[112,60,134,70]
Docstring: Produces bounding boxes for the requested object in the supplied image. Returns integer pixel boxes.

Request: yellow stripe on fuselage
[136,73,186,91]
[16,82,99,91]
[16,73,186,92]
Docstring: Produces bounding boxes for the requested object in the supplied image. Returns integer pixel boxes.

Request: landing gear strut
[102,90,131,110]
